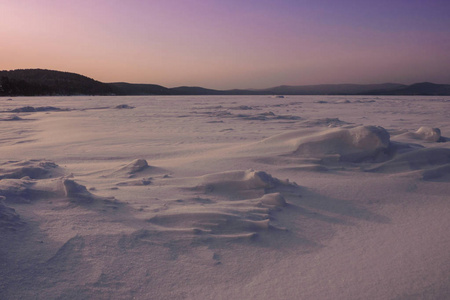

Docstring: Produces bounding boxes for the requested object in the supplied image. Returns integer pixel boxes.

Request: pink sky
[1,0,449,89]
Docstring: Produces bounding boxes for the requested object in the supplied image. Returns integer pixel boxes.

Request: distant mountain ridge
[370,82,450,95]
[1,69,449,96]
[257,83,407,95]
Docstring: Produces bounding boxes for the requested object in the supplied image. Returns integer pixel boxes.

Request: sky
[1,0,450,89]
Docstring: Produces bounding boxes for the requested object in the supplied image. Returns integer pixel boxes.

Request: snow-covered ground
[1,95,449,299]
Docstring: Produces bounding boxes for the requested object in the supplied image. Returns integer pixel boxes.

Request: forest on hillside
[0,69,113,96]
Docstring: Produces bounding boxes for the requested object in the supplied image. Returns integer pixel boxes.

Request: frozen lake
[1,95,450,299]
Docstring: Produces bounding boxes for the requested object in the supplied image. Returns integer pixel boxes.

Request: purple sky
[1,0,449,89]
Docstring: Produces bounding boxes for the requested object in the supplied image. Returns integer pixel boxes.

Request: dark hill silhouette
[257,83,406,95]
[1,69,449,96]
[386,82,450,95]
[108,82,171,95]
[0,69,113,96]
[170,86,226,95]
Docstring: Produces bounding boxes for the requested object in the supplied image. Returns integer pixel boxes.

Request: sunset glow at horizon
[1,0,449,89]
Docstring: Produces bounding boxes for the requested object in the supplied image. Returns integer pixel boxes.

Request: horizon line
[3,68,450,91]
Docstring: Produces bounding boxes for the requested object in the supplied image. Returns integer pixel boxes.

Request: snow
[1,95,450,299]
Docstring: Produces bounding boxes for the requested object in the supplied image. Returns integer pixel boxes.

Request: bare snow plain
[1,95,450,299]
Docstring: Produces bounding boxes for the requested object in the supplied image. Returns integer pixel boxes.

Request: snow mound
[10,106,64,113]
[303,118,350,128]
[63,179,98,203]
[414,127,442,142]
[0,178,31,201]
[294,126,391,162]
[114,104,134,109]
[0,176,108,204]
[395,127,443,143]
[259,193,287,207]
[147,209,271,236]
[0,178,62,202]
[147,170,293,239]
[192,169,287,199]
[0,115,23,121]
[0,196,23,229]
[146,192,287,238]
[0,160,63,180]
[112,159,150,177]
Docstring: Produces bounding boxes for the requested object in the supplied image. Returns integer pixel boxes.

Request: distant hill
[115,83,411,96]
[108,82,171,95]
[0,69,113,96]
[257,83,407,95]
[371,82,450,96]
[1,69,449,96]
[169,86,227,95]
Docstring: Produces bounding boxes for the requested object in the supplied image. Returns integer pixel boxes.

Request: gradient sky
[1,0,449,89]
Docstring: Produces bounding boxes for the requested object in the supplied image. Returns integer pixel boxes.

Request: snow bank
[294,125,391,162]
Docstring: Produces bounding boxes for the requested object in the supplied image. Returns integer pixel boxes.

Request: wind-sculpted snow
[366,148,450,180]
[0,196,23,229]
[9,106,66,113]
[253,124,450,181]
[112,158,150,177]
[290,125,391,162]
[0,160,63,180]
[191,169,288,197]
[1,95,449,300]
[0,160,115,204]
[147,170,293,239]
[396,126,443,142]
